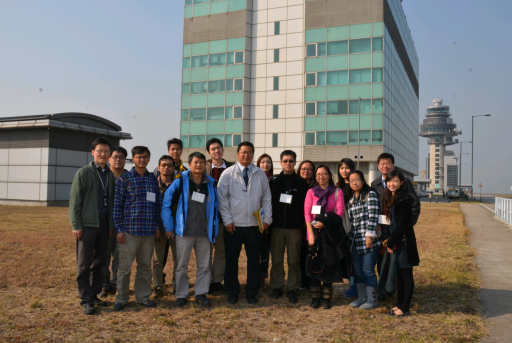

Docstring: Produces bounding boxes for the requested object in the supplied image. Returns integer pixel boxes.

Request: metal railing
[495,197,512,226]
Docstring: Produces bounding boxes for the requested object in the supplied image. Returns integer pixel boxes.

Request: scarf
[265,171,272,180]
[313,184,336,214]
[175,160,187,179]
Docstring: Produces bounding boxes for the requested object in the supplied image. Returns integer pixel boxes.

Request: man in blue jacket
[161,152,219,308]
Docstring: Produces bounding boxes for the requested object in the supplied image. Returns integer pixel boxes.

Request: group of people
[70,136,420,318]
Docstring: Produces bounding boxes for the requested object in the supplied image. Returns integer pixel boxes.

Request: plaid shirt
[114,168,162,236]
[348,190,381,255]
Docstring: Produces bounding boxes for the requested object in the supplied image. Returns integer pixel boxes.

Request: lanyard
[95,168,108,196]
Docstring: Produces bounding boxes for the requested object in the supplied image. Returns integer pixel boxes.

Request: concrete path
[461,204,512,342]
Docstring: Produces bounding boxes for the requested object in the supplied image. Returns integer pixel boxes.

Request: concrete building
[420,99,461,193]
[0,113,132,206]
[179,0,420,181]
[444,150,458,190]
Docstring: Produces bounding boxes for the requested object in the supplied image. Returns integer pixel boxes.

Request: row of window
[183,38,245,57]
[182,134,242,149]
[306,99,383,116]
[305,23,384,43]
[307,38,383,57]
[184,0,246,18]
[427,108,449,114]
[305,130,383,146]
[181,106,243,121]
[182,78,244,95]
[306,68,383,87]
[183,51,244,69]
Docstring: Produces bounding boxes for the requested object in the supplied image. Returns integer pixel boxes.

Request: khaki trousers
[175,235,211,299]
[210,223,225,283]
[152,234,177,291]
[269,227,302,292]
[115,233,154,304]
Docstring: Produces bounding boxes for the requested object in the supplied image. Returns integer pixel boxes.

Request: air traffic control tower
[420,99,461,193]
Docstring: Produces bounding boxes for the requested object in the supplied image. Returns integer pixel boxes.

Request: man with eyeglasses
[151,155,178,299]
[98,146,128,299]
[69,137,116,315]
[268,150,308,304]
[217,141,272,304]
[113,146,162,311]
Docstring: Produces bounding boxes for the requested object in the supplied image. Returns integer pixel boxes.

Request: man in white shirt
[217,141,272,304]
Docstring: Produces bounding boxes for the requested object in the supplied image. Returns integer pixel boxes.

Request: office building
[179,0,419,181]
[444,150,458,190]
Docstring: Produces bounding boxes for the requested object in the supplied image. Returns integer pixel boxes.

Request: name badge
[378,215,390,225]
[192,191,205,203]
[280,194,293,204]
[147,192,156,202]
[311,205,321,215]
[103,196,108,207]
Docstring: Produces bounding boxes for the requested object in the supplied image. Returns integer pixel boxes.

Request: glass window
[349,69,371,84]
[372,37,383,52]
[273,105,279,118]
[306,103,316,115]
[182,83,190,95]
[360,130,371,144]
[207,121,224,134]
[372,130,383,144]
[305,132,315,145]
[349,100,359,114]
[208,80,225,93]
[234,78,243,91]
[225,106,233,119]
[327,70,348,85]
[181,109,189,121]
[227,37,245,52]
[194,0,208,3]
[209,53,226,67]
[274,49,280,62]
[327,26,348,41]
[316,131,326,146]
[349,23,372,39]
[209,39,227,53]
[233,134,242,146]
[327,41,348,55]
[191,55,208,68]
[226,79,233,92]
[183,57,191,69]
[349,131,359,145]
[233,106,243,118]
[318,42,327,56]
[326,131,347,146]
[235,51,244,64]
[360,115,371,129]
[317,102,326,115]
[189,135,206,148]
[349,39,372,54]
[272,133,278,147]
[207,134,224,143]
[306,28,326,43]
[207,107,225,120]
[326,101,348,115]
[274,21,280,35]
[181,135,189,148]
[306,57,326,72]
[372,68,383,82]
[372,114,383,129]
[224,134,232,147]
[318,72,326,86]
[306,44,316,57]
[191,81,207,94]
[190,108,206,121]
[372,99,383,113]
[226,52,234,65]
[185,0,192,5]
[361,99,371,114]
[273,77,279,90]
[306,73,316,86]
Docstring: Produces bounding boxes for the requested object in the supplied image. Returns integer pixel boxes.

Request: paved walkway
[461,204,512,342]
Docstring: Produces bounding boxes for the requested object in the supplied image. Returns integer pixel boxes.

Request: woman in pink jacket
[304,164,345,309]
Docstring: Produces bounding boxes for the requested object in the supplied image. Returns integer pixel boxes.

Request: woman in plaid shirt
[347,170,381,310]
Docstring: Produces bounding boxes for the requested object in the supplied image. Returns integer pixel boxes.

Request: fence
[495,197,512,226]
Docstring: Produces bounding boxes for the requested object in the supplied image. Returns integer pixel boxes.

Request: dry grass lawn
[0,204,486,342]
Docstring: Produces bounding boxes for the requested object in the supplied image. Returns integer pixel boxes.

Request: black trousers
[260,231,270,277]
[224,226,262,298]
[76,217,109,305]
[397,268,414,312]
[300,239,311,289]
[310,278,332,288]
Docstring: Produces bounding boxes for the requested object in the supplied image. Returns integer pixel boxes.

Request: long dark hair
[335,158,356,188]
[347,170,371,196]
[382,170,406,220]
[314,164,334,186]
[257,153,273,176]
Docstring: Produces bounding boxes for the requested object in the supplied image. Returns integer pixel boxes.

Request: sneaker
[269,289,283,299]
[287,290,298,304]
[174,298,188,308]
[142,300,157,308]
[227,295,238,305]
[247,296,258,304]
[97,289,109,298]
[195,294,211,307]
[151,289,164,300]
[83,304,95,315]
[94,297,107,307]
[113,302,125,311]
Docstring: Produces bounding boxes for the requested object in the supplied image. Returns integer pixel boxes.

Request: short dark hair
[132,146,151,157]
[280,150,297,161]
[377,153,395,165]
[237,141,254,153]
[206,137,223,153]
[257,154,273,176]
[110,146,128,158]
[167,138,183,151]
[188,151,206,164]
[159,155,174,166]
[92,137,111,151]
[315,164,334,185]
[336,158,356,187]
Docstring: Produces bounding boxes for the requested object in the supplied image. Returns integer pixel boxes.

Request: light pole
[471,114,491,198]
[459,141,472,189]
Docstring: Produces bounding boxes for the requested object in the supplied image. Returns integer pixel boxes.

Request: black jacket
[371,175,420,226]
[269,171,309,229]
[387,189,420,267]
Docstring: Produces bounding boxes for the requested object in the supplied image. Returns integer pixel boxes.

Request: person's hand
[117,232,126,244]
[109,229,113,238]
[73,229,82,240]
[263,223,270,232]
[387,247,394,255]
[365,237,373,249]
[226,223,236,234]
[313,222,324,230]
[166,232,174,240]
[308,235,315,246]
[155,230,161,239]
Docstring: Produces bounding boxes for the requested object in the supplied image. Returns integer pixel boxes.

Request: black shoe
[287,290,298,304]
[310,298,321,309]
[247,296,258,304]
[269,289,283,299]
[321,298,332,309]
[113,302,125,311]
[174,298,188,308]
[396,310,411,317]
[83,304,95,315]
[98,289,109,298]
[227,295,238,305]
[208,282,225,294]
[142,300,156,308]
[195,294,211,307]
[94,297,107,307]
[109,284,117,295]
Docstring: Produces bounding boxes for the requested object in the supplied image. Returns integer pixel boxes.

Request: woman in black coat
[382,170,420,317]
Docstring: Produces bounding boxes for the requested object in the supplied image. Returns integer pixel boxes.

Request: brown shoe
[150,289,163,299]
[98,289,109,298]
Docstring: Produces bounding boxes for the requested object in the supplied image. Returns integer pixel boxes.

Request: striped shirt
[114,168,162,236]
[348,190,381,255]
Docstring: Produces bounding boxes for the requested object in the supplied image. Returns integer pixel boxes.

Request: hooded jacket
[269,171,309,229]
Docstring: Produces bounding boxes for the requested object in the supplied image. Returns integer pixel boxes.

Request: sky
[0,0,511,194]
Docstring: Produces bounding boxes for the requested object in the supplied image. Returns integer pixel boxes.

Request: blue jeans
[351,248,379,289]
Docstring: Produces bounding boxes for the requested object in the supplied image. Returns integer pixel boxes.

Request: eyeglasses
[282,160,295,164]
[110,155,125,160]
[349,179,362,184]
[160,163,174,168]
[133,156,150,160]
[379,162,393,167]
[239,151,254,156]
[301,168,313,172]
[316,173,329,177]
[94,150,111,155]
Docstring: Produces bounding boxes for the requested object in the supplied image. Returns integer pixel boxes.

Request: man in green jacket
[69,137,116,315]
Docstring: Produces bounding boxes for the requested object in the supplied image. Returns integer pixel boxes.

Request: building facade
[443,150,458,190]
[179,0,419,180]
[0,113,132,206]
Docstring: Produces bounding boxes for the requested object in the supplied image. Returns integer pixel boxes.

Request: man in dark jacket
[268,150,309,304]
[204,138,234,294]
